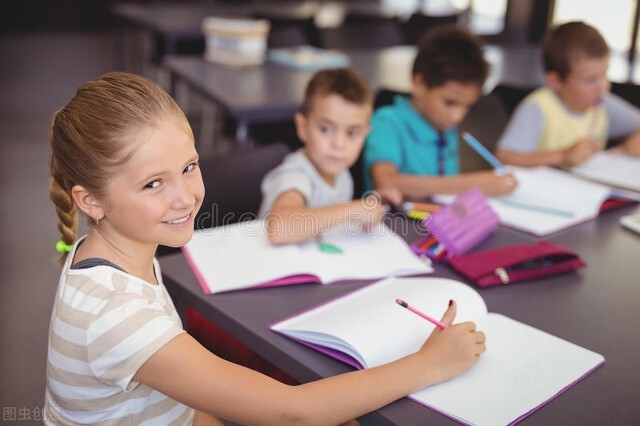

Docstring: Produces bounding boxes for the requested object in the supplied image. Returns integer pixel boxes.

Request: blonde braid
[49,175,77,264]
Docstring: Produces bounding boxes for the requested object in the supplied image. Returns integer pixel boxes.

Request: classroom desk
[163,46,418,147]
[163,44,544,149]
[159,205,640,425]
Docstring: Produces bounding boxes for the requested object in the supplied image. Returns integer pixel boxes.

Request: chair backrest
[318,17,404,49]
[458,93,510,172]
[402,12,459,46]
[489,83,536,116]
[196,143,290,229]
[351,88,410,198]
[610,81,640,108]
[374,87,410,110]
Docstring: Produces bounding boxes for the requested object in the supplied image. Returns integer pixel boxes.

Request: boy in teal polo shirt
[363,27,517,198]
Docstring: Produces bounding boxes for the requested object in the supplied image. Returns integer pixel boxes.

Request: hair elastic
[55,240,73,253]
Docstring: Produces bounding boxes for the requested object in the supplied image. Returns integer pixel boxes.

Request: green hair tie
[55,240,73,253]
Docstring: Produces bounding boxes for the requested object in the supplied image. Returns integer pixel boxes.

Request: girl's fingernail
[448,299,453,307]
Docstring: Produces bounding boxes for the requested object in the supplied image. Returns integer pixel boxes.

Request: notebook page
[184,221,309,293]
[434,166,613,236]
[571,151,640,192]
[307,223,433,283]
[411,313,604,426]
[272,277,487,369]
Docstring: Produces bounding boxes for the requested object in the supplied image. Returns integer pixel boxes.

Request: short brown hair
[49,71,191,262]
[412,26,489,88]
[300,68,372,116]
[543,21,609,80]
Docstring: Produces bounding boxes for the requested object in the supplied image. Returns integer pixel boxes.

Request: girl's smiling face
[97,117,204,251]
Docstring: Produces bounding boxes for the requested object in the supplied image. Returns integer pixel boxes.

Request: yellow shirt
[526,87,607,152]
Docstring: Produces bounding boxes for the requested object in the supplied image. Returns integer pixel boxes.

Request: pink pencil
[395,298,447,329]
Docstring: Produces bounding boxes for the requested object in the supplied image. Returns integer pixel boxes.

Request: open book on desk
[271,277,605,426]
[183,220,432,295]
[570,151,640,192]
[434,166,635,236]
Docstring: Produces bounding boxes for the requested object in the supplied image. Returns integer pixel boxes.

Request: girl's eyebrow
[135,154,200,186]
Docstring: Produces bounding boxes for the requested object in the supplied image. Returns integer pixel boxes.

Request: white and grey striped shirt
[45,239,194,425]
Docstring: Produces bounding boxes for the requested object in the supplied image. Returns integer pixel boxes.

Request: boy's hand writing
[470,171,518,197]
[417,300,486,385]
[562,139,600,165]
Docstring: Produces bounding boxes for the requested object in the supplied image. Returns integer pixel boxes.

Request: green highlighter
[317,242,344,254]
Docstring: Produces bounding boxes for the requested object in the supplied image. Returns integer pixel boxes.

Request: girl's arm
[265,189,385,245]
[371,162,517,198]
[134,302,485,426]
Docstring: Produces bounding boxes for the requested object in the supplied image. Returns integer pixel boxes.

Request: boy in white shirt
[259,68,401,244]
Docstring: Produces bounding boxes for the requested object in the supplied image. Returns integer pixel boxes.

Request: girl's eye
[144,180,161,190]
[184,162,198,174]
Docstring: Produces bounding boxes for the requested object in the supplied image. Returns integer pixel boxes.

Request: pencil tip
[395,299,407,307]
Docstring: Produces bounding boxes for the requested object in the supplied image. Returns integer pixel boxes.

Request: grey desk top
[163,47,417,123]
[163,45,544,124]
[159,204,640,425]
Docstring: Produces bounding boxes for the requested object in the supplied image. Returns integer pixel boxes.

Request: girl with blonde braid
[46,71,485,425]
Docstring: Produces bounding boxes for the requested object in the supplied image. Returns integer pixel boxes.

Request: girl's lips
[164,213,191,225]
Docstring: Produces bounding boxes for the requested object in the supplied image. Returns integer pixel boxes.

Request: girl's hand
[417,301,486,385]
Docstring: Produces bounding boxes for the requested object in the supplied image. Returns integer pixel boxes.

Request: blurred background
[1,0,638,424]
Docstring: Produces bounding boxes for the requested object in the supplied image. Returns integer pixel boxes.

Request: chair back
[610,81,640,108]
[196,143,290,229]
[318,17,404,49]
[402,13,459,46]
[489,83,536,116]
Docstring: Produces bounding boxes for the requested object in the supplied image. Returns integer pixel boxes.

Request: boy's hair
[300,68,372,116]
[49,71,191,262]
[542,21,610,80]
[412,26,489,88]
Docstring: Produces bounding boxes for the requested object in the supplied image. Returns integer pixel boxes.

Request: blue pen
[462,132,506,173]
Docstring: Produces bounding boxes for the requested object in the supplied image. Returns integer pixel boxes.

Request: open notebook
[570,151,640,192]
[183,220,433,295]
[271,277,604,426]
[435,166,634,236]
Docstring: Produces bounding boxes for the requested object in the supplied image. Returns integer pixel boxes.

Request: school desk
[162,44,546,150]
[159,204,640,425]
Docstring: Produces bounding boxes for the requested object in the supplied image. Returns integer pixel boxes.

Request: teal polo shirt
[362,95,460,192]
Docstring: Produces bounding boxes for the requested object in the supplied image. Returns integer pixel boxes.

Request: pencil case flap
[423,189,499,256]
[448,241,586,287]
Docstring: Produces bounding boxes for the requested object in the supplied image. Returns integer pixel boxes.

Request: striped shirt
[45,239,194,425]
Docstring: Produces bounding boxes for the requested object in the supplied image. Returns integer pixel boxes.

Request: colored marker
[407,210,429,220]
[462,132,506,173]
[395,298,447,329]
[317,242,344,254]
[403,202,440,213]
[498,198,575,218]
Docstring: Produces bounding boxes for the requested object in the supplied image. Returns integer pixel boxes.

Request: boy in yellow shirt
[495,21,640,167]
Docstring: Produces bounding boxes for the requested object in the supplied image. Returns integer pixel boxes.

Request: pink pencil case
[411,189,499,258]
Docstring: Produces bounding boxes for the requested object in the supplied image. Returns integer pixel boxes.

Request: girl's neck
[74,228,158,284]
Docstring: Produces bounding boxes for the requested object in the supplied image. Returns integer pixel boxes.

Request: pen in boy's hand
[462,132,506,174]
[395,298,448,329]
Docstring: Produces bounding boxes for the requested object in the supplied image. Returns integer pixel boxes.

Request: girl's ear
[71,185,105,222]
[294,112,308,145]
